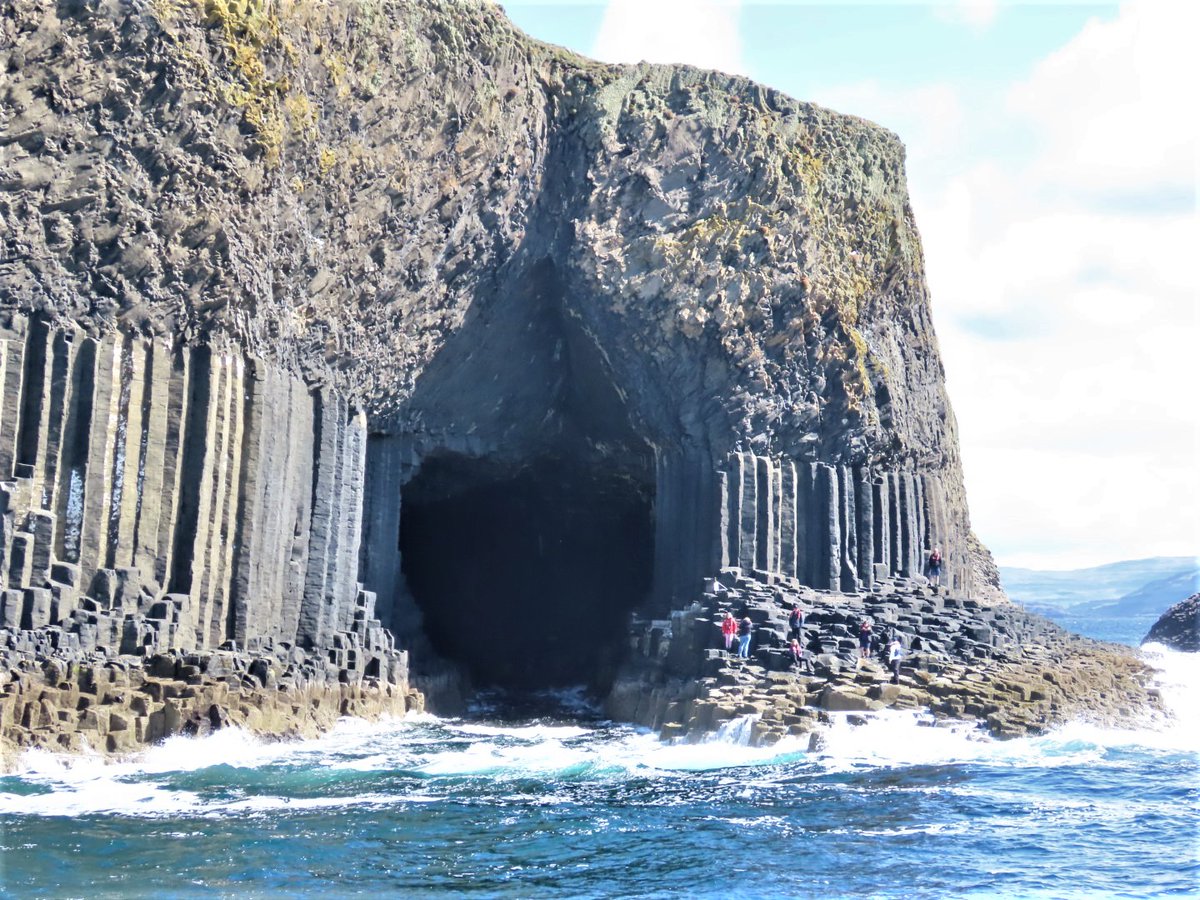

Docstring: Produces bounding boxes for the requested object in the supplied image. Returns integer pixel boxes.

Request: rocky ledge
[610,572,1164,745]
[0,629,422,768]
[1143,593,1199,652]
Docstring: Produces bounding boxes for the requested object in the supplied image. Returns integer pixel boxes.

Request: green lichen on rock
[2,0,963,490]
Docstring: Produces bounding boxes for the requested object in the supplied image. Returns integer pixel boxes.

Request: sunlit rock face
[0,0,998,694]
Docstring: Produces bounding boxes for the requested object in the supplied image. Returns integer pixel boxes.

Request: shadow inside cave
[399,452,653,693]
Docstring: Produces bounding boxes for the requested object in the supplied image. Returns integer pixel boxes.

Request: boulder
[820,685,882,712]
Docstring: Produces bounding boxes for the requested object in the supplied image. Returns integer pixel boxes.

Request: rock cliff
[1143,593,1199,652]
[1,0,1012,733]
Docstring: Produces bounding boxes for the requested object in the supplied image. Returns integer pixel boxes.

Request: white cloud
[591,0,747,76]
[1006,0,1199,201]
[809,1,1200,569]
[911,0,1200,569]
[934,0,999,31]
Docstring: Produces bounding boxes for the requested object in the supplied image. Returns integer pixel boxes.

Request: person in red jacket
[927,545,944,589]
[721,611,738,652]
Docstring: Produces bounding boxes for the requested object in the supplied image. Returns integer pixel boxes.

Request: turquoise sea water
[1,635,1196,897]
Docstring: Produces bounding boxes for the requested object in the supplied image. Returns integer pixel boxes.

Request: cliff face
[3,0,958,459]
[1,0,999,695]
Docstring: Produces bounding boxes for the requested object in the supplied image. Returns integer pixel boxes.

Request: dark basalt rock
[610,572,1162,744]
[1143,594,1200,652]
[4,0,1153,752]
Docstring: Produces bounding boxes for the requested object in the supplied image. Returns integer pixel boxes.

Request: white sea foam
[3,648,1195,819]
[1140,642,1200,735]
[809,643,1200,770]
[0,713,438,817]
[812,710,1053,772]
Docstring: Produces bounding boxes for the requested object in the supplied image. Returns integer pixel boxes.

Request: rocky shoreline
[0,631,422,769]
[1,569,1168,767]
[610,571,1165,746]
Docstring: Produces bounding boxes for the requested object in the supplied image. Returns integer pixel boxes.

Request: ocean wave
[1141,641,1199,724]
[2,647,1195,819]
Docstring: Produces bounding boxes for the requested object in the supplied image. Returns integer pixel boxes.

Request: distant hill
[1100,571,1200,615]
[1000,557,1199,611]
[999,557,1200,646]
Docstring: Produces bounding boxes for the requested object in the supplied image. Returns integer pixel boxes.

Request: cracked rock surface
[3,1,978,527]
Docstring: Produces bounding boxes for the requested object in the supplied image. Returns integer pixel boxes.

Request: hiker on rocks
[737,616,753,659]
[721,611,738,653]
[788,603,805,641]
[927,545,943,589]
[789,636,813,674]
[888,636,904,684]
[857,619,873,661]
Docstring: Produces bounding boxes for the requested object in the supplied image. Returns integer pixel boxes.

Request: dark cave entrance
[400,453,653,692]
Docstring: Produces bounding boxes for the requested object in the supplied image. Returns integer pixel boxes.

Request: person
[787,603,805,641]
[857,618,873,661]
[887,635,904,684]
[927,544,943,589]
[737,616,753,659]
[789,636,813,674]
[721,611,738,652]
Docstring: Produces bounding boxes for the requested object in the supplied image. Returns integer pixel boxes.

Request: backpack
[930,549,941,565]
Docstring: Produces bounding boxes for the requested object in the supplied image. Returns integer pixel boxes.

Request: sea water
[0,647,1196,896]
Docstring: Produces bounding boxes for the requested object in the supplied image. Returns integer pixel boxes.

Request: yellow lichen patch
[836,324,880,417]
[150,0,186,24]
[172,0,328,167]
[318,146,338,177]
[195,0,280,44]
[846,324,870,361]
[655,198,780,267]
[323,52,350,98]
[284,91,318,137]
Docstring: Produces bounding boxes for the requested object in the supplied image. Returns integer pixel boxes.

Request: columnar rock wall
[0,1,1001,598]
[0,315,394,671]
[647,450,970,612]
[716,455,967,593]
[1,0,1009,705]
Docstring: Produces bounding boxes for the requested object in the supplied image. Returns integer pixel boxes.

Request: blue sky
[499,0,1199,570]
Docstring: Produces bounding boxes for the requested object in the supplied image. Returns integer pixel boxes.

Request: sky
[499,0,1199,571]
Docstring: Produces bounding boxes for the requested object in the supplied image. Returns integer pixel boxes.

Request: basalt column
[855,468,875,590]
[0,319,394,666]
[298,390,368,648]
[838,465,859,592]
[227,363,316,646]
[709,453,970,597]
[651,447,722,612]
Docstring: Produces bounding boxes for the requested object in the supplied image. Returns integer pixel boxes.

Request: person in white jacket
[888,636,904,684]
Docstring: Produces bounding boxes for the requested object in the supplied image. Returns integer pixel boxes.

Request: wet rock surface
[610,571,1163,745]
[1143,593,1199,652]
[0,633,420,766]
